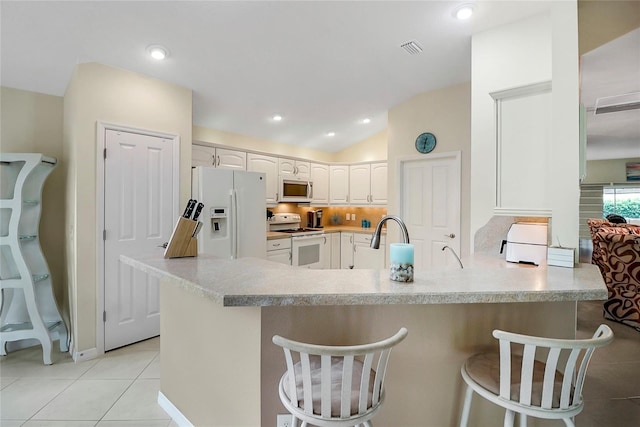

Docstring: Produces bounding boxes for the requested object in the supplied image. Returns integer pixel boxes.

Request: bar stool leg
[519,413,527,427]
[503,409,515,427]
[459,385,473,427]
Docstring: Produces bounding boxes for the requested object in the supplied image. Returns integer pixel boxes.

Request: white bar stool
[459,324,613,427]
[272,328,408,427]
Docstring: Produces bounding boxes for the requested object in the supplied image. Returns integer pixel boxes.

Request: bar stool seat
[273,328,407,427]
[459,325,613,427]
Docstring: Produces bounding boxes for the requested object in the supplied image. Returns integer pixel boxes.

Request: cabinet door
[295,161,310,178]
[192,144,216,167]
[267,249,291,265]
[349,164,371,205]
[353,234,385,269]
[247,153,279,204]
[329,165,349,204]
[340,232,354,269]
[370,162,387,205]
[310,163,329,205]
[216,148,246,170]
[330,233,341,269]
[322,235,331,269]
[278,158,296,176]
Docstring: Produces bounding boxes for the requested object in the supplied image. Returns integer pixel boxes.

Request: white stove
[269,213,325,268]
[268,214,324,236]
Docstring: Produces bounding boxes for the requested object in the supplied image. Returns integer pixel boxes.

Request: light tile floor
[0,301,639,427]
[0,336,176,427]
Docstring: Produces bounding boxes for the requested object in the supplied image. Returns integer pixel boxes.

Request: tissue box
[547,247,575,268]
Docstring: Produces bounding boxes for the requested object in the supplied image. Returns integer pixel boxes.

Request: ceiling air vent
[594,92,640,114]
[400,40,423,55]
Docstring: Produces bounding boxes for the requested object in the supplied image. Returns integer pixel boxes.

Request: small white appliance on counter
[503,223,548,266]
[192,167,266,259]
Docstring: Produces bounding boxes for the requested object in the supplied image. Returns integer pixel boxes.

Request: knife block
[164,217,198,258]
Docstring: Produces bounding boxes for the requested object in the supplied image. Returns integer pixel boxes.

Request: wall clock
[415,132,436,154]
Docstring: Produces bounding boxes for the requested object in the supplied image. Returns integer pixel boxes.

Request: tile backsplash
[268,204,387,228]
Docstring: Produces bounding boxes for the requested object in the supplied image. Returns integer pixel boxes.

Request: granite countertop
[121,252,607,307]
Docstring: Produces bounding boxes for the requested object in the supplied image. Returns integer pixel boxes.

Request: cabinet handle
[273,243,280,247]
[276,192,279,202]
[211,155,215,166]
[323,236,327,244]
[217,155,221,167]
[294,166,298,175]
[289,252,292,261]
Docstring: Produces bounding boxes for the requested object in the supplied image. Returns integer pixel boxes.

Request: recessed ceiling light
[454,4,474,20]
[362,118,371,124]
[146,44,169,60]
[272,114,283,121]
[326,132,336,137]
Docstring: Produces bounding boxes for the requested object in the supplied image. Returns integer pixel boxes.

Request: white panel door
[104,130,175,351]
[401,154,460,270]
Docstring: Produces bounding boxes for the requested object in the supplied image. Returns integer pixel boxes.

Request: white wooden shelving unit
[0,153,68,364]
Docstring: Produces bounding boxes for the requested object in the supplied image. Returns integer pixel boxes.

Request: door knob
[445,233,455,239]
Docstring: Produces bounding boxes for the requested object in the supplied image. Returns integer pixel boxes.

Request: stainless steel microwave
[279,176,312,203]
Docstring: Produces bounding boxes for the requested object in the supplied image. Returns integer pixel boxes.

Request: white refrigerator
[192,167,266,259]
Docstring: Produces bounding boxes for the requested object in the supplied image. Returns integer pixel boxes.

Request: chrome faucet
[442,245,464,269]
[370,215,410,249]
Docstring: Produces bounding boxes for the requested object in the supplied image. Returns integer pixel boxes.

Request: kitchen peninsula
[122,253,607,427]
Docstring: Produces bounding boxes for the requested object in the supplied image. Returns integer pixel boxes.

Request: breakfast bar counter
[122,253,607,427]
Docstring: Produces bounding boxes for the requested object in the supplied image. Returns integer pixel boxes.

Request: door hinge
[103,230,106,240]
[103,311,106,322]
[103,148,107,159]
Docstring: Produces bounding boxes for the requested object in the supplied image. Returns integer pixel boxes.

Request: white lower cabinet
[267,238,291,265]
[330,233,341,269]
[340,232,354,269]
[353,233,385,269]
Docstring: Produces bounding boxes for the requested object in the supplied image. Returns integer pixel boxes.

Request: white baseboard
[72,347,98,362]
[158,391,194,427]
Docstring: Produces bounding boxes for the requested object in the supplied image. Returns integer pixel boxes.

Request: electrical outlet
[352,213,356,221]
[277,413,293,427]
[346,213,350,221]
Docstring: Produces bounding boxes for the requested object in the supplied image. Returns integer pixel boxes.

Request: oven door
[291,234,325,269]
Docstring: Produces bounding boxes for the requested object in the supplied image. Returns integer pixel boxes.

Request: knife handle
[192,202,205,221]
[183,199,197,218]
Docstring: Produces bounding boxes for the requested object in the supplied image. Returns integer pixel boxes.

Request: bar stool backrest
[272,328,408,426]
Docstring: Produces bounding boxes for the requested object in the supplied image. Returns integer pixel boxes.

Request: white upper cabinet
[349,162,387,205]
[349,164,371,205]
[192,144,246,170]
[192,144,216,167]
[279,158,310,178]
[329,165,349,205]
[310,163,329,205]
[370,162,388,205]
[247,153,279,205]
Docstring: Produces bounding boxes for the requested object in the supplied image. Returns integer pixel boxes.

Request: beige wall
[387,82,472,256]
[63,63,192,355]
[471,3,580,254]
[333,129,387,163]
[193,125,334,163]
[0,87,67,317]
[194,125,387,164]
[584,158,640,184]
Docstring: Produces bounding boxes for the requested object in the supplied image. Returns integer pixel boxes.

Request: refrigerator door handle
[231,190,238,259]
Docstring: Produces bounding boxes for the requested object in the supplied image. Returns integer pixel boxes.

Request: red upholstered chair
[594,231,640,331]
